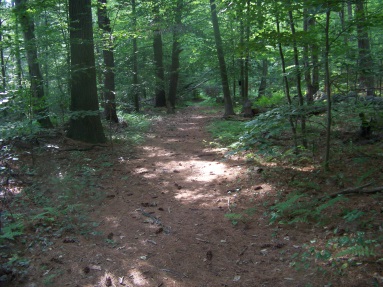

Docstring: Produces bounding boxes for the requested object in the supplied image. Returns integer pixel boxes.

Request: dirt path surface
[6,106,369,287]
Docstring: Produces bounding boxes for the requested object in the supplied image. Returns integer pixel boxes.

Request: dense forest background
[1,0,382,141]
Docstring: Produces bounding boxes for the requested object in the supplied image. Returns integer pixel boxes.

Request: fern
[315,196,346,214]
[336,245,375,258]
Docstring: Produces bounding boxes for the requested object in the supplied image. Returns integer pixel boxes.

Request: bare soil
[1,106,382,287]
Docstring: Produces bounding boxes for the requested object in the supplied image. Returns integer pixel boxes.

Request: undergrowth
[207,94,383,277]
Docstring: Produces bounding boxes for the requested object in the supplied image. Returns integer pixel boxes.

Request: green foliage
[238,105,292,157]
[113,111,154,144]
[256,92,286,108]
[270,192,347,225]
[225,207,257,226]
[0,217,24,242]
[207,119,247,147]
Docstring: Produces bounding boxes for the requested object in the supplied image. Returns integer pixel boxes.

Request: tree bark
[288,7,307,148]
[324,7,331,170]
[132,0,139,112]
[0,0,6,92]
[209,0,234,117]
[67,0,106,143]
[276,16,298,151]
[303,8,316,104]
[14,0,53,128]
[97,0,118,122]
[258,59,268,97]
[167,0,183,113]
[355,0,375,96]
[153,2,166,107]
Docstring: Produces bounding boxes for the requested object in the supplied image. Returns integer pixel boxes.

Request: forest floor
[1,105,383,287]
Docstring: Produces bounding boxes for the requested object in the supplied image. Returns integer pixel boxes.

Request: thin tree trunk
[0,0,5,92]
[132,0,139,112]
[209,0,234,117]
[239,20,245,104]
[303,8,314,103]
[324,8,331,170]
[276,16,298,151]
[67,0,106,143]
[97,0,118,122]
[14,0,53,128]
[244,0,250,101]
[288,8,307,148]
[258,59,268,97]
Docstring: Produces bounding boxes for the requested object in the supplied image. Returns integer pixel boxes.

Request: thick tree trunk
[153,3,166,108]
[132,0,139,112]
[67,0,106,143]
[14,0,53,128]
[97,0,118,123]
[209,0,234,117]
[355,0,375,96]
[167,0,183,113]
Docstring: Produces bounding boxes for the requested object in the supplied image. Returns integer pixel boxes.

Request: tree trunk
[209,0,234,117]
[324,8,332,170]
[153,2,166,108]
[97,0,118,122]
[14,0,53,128]
[288,7,307,148]
[13,0,23,89]
[355,0,375,96]
[239,20,245,104]
[167,0,183,113]
[276,16,298,151]
[0,0,6,92]
[132,0,139,112]
[67,0,106,143]
[303,8,315,104]
[258,59,268,97]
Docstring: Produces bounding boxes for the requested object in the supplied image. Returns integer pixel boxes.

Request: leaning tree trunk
[276,16,298,152]
[67,0,106,143]
[97,0,118,123]
[14,0,53,128]
[210,0,235,117]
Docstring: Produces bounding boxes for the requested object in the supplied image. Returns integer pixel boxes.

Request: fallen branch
[325,183,383,199]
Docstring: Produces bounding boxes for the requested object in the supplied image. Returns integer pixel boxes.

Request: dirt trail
[13,106,331,287]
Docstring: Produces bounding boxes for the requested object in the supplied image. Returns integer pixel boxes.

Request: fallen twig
[196,237,210,243]
[239,246,248,256]
[324,183,383,199]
